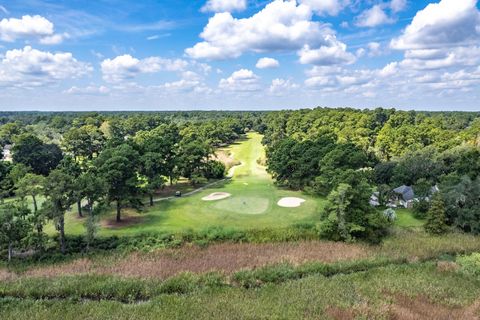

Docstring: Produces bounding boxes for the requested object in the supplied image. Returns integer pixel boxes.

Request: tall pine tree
[425,193,448,235]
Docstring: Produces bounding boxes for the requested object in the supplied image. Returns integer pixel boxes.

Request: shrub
[457,253,480,276]
[383,208,397,222]
[413,199,430,219]
[190,174,208,186]
[203,160,226,179]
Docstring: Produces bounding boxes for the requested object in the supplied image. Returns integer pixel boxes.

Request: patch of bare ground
[22,241,370,279]
[0,268,15,281]
[102,212,144,229]
[325,296,480,320]
[436,261,459,273]
[388,294,480,320]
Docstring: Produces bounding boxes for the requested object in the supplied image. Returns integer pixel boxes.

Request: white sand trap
[202,192,232,201]
[277,197,306,208]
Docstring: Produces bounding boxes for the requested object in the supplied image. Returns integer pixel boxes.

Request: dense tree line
[1,108,480,258]
[264,108,480,241]
[0,112,260,259]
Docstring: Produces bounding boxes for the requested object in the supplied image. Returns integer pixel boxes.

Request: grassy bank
[2,260,479,319]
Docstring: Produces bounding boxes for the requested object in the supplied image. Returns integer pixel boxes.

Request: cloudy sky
[0,0,479,111]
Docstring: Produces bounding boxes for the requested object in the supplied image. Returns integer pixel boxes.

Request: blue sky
[0,0,479,111]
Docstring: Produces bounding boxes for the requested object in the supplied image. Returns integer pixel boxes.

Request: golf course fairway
[63,132,325,236]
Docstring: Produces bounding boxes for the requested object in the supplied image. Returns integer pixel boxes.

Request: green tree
[377,184,393,207]
[320,181,390,243]
[95,144,140,222]
[425,193,448,235]
[43,168,76,254]
[442,176,480,233]
[15,173,45,213]
[0,161,14,199]
[0,202,31,261]
[58,157,84,217]
[29,204,48,251]
[0,122,24,146]
[12,134,63,176]
[62,125,106,160]
[324,183,352,241]
[7,163,31,185]
[139,152,166,206]
[134,124,180,185]
[177,141,210,182]
[77,171,107,248]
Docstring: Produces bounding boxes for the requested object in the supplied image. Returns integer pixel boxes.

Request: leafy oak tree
[62,125,106,160]
[15,173,45,213]
[12,134,63,176]
[95,144,140,222]
[42,168,76,254]
[0,202,31,261]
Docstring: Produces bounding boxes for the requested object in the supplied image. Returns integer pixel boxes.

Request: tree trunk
[87,201,95,251]
[59,215,66,254]
[36,223,44,252]
[8,242,12,262]
[116,200,121,222]
[77,200,83,218]
[32,195,38,213]
[170,176,173,186]
[150,194,154,206]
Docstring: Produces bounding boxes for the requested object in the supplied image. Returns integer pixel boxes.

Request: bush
[190,174,208,186]
[413,199,430,219]
[457,253,480,276]
[233,258,405,288]
[383,208,397,222]
[203,160,226,179]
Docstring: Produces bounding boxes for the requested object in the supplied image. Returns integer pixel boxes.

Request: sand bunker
[277,197,306,208]
[202,192,232,201]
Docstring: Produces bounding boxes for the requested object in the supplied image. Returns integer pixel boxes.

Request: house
[370,184,440,209]
[392,185,415,208]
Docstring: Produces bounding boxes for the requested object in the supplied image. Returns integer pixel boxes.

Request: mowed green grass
[395,208,424,228]
[62,132,325,236]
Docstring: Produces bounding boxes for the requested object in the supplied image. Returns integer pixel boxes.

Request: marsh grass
[2,262,480,319]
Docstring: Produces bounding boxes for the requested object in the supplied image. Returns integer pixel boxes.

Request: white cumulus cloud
[299,0,350,16]
[298,35,356,65]
[256,57,279,69]
[0,46,91,87]
[0,15,65,44]
[355,5,394,27]
[66,85,110,95]
[201,0,247,13]
[219,69,260,91]
[186,0,351,64]
[269,78,298,95]
[390,0,407,13]
[391,0,480,50]
[101,54,189,82]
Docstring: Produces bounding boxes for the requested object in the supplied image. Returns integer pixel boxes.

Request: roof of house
[393,185,414,201]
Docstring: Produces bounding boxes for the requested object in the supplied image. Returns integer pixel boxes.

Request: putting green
[213,196,270,215]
